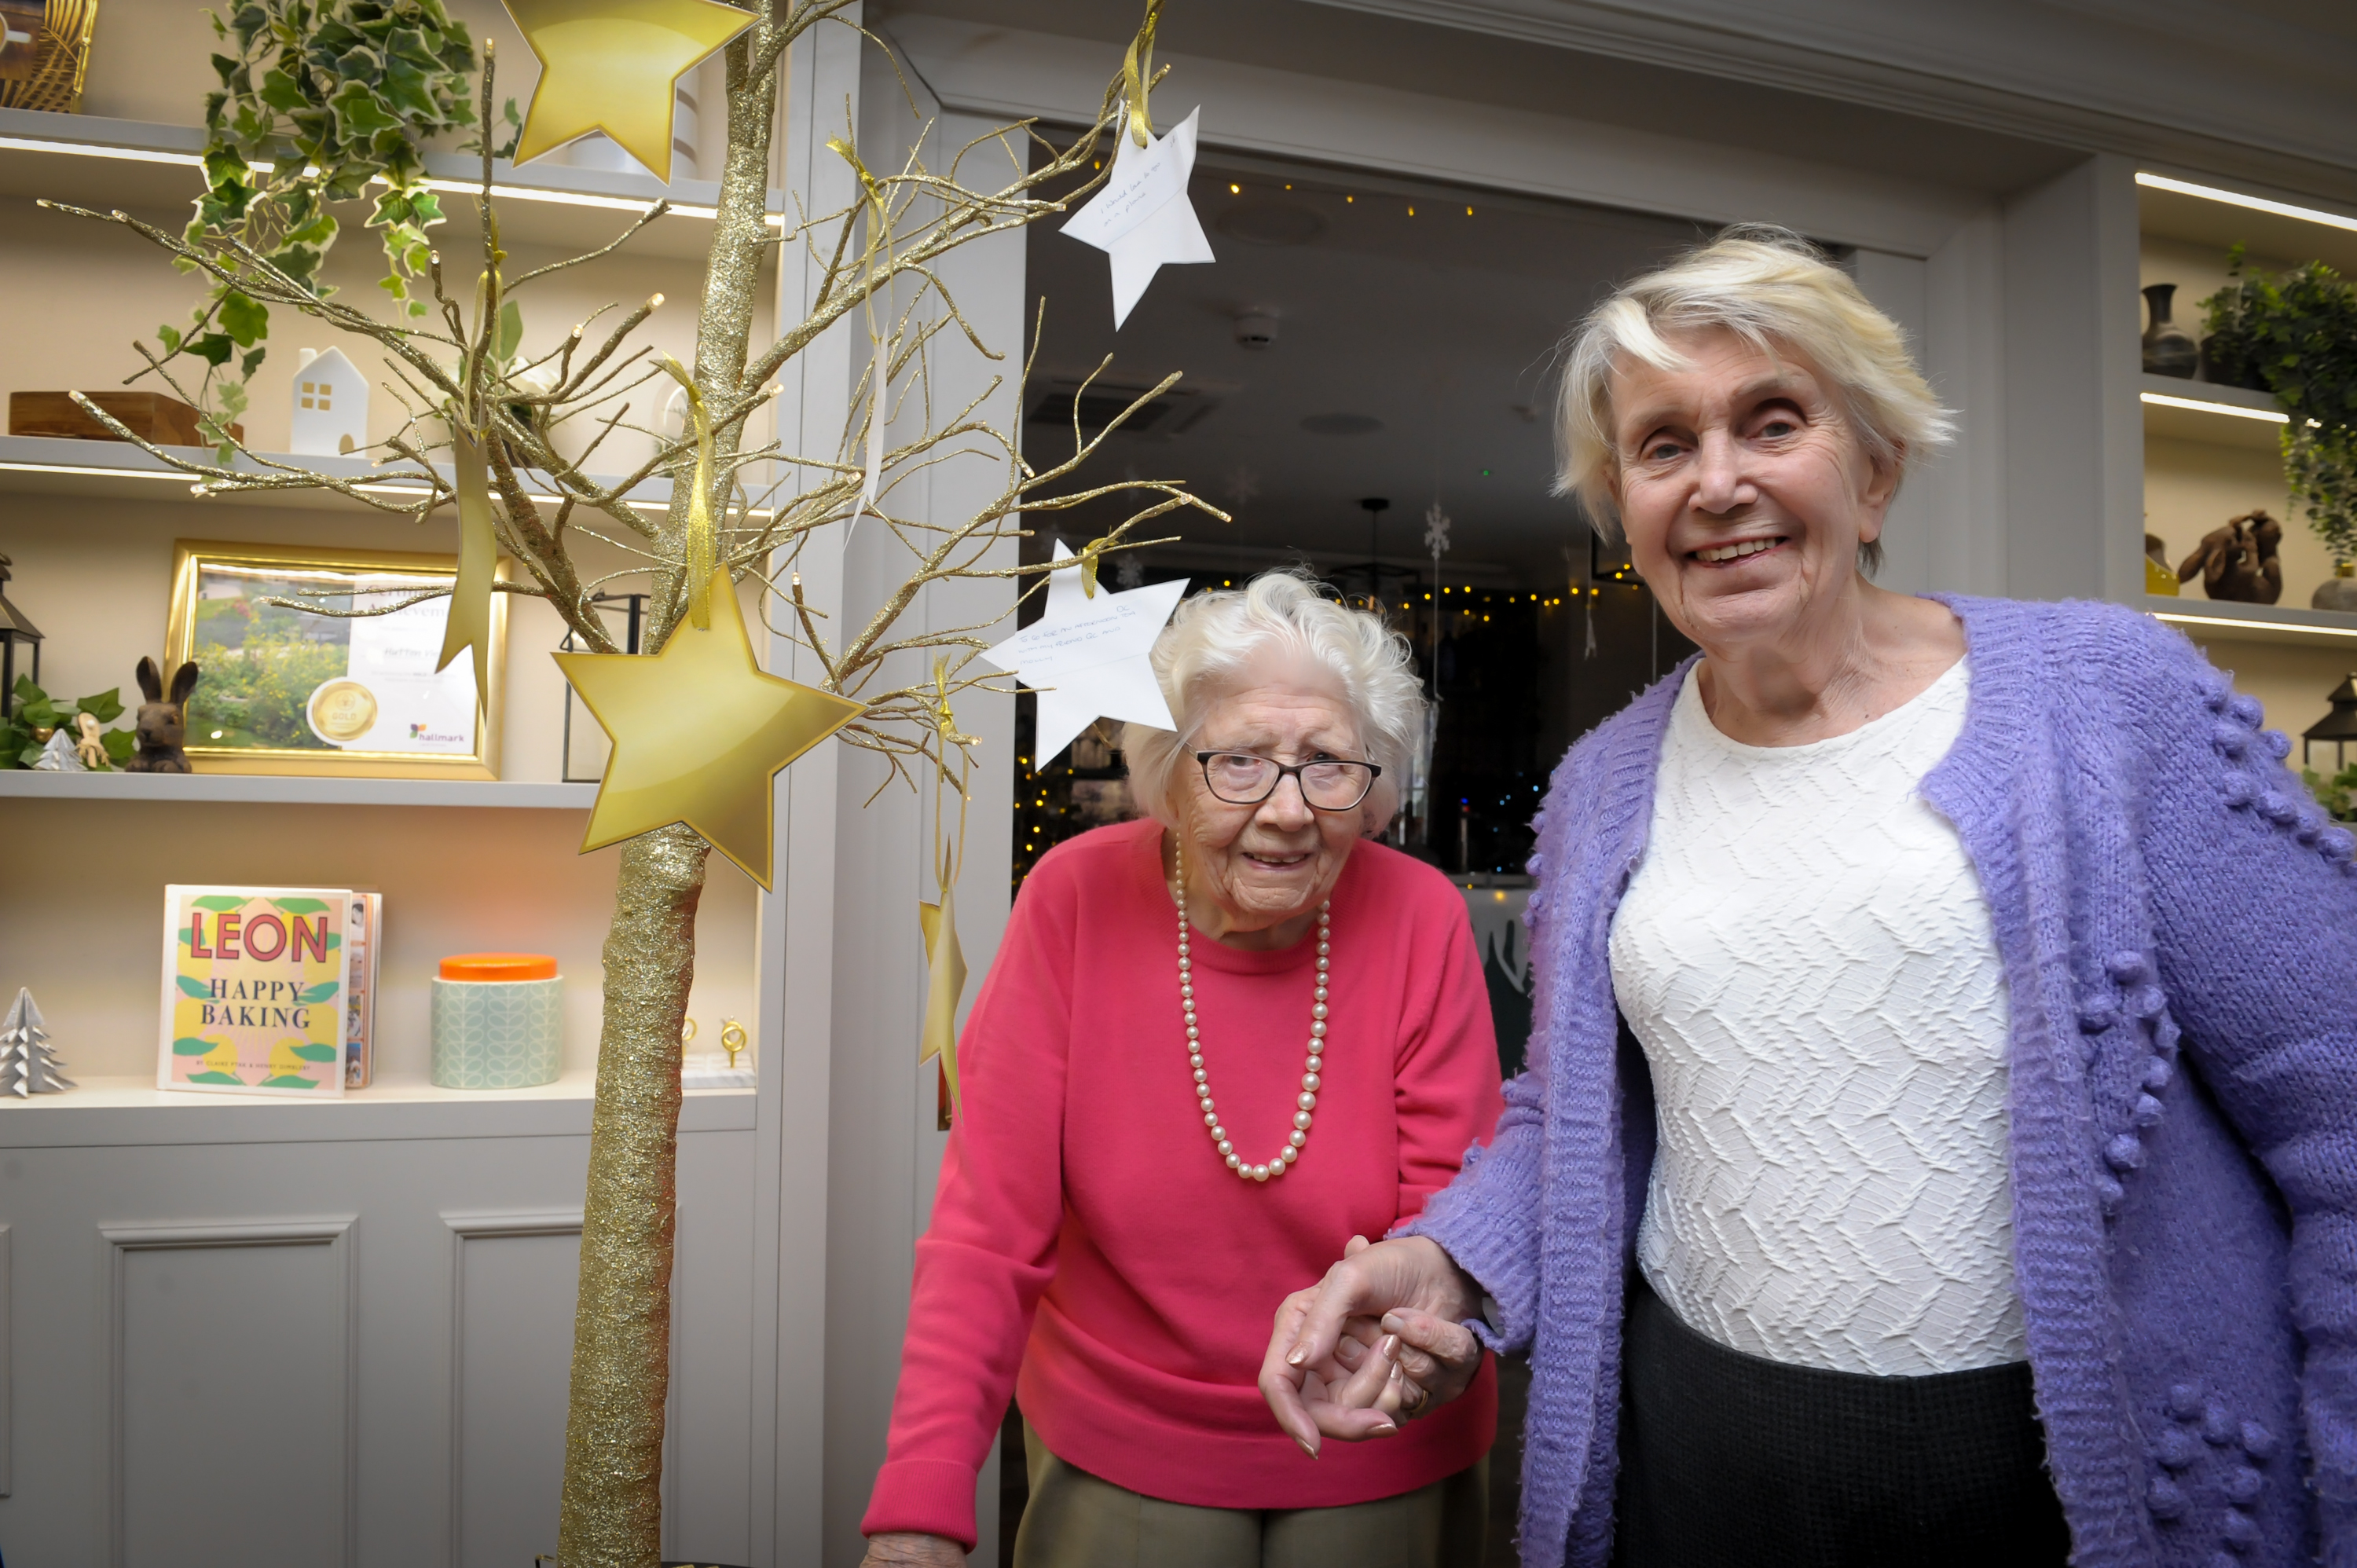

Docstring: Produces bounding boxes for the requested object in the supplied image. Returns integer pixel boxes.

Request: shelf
[0,1068,757,1149]
[0,106,786,262]
[2146,595,2357,648]
[2139,373,2292,452]
[2137,170,2357,280]
[0,771,599,807]
[0,430,695,512]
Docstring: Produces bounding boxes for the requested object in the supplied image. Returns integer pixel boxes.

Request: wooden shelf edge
[0,1072,756,1148]
[2138,372,2284,416]
[0,771,599,807]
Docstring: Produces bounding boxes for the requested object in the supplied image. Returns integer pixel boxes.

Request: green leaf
[290,1042,340,1061]
[172,1036,215,1055]
[177,976,217,998]
[75,688,125,724]
[258,63,307,112]
[272,896,330,914]
[193,896,247,911]
[191,332,236,368]
[102,729,137,764]
[297,980,340,1005]
[328,78,398,141]
[157,323,184,354]
[241,347,268,379]
[218,291,268,348]
[497,299,523,364]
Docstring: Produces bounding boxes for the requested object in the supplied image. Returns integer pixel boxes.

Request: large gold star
[555,570,861,889]
[503,0,756,183]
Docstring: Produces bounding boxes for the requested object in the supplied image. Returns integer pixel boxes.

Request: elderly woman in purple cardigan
[1259,225,2357,1568]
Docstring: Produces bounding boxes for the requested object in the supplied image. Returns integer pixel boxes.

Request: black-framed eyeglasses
[1195,750,1382,811]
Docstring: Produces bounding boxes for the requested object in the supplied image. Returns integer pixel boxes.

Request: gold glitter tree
[46,3,1208,1559]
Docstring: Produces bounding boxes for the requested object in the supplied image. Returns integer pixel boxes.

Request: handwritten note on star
[980,542,1188,768]
[1061,107,1213,328]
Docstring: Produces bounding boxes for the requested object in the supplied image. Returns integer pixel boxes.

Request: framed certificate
[164,539,507,779]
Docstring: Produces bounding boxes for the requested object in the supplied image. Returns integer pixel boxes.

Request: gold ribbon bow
[654,355,719,629]
[828,136,896,531]
[1121,0,1164,147]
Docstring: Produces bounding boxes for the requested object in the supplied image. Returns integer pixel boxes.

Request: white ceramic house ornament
[288,346,368,455]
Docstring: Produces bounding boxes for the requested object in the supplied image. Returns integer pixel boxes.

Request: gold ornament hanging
[501,0,755,181]
[437,423,499,705]
[555,569,861,888]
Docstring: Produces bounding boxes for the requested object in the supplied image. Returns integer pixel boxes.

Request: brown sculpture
[2178,510,2284,604]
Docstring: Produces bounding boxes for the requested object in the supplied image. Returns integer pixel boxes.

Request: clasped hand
[1258,1235,1486,1457]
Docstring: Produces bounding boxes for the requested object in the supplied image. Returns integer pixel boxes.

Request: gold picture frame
[164,539,507,779]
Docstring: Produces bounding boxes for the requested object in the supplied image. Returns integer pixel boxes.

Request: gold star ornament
[502,0,757,183]
[555,570,862,889]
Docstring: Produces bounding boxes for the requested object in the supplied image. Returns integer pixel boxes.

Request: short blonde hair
[1555,225,1954,573]
[1123,570,1424,833]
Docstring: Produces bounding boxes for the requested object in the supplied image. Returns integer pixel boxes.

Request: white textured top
[1609,659,2026,1376]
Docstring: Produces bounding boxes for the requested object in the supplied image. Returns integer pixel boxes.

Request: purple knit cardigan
[1409,595,2357,1568]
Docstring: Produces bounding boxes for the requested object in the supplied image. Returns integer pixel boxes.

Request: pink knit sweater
[862,819,1503,1548]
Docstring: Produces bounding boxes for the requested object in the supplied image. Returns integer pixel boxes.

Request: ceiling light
[2135,172,2357,235]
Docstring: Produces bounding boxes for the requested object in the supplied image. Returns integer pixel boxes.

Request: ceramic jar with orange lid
[430,952,563,1089]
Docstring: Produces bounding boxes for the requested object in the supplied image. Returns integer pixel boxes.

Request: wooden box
[9,390,242,445]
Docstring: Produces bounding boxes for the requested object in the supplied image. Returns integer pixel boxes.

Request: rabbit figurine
[126,658,200,774]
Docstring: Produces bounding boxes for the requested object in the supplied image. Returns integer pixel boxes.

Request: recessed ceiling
[1025,154,1703,584]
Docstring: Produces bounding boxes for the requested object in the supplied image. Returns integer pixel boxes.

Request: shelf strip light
[0,457,771,516]
[2139,390,2289,423]
[1,134,781,225]
[2151,608,2357,643]
[2135,172,2357,236]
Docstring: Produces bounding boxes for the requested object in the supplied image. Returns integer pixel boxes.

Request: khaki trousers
[1010,1420,1490,1568]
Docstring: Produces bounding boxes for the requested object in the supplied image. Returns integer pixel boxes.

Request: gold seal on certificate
[307,679,379,744]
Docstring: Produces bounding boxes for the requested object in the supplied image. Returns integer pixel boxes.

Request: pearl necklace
[1171,845,1329,1183]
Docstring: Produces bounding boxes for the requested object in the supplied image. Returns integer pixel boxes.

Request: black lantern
[0,551,42,716]
[2303,674,2357,775]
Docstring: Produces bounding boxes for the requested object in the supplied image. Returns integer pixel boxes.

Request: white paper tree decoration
[0,987,74,1096]
[978,540,1187,768]
[288,346,368,455]
[1061,106,1214,328]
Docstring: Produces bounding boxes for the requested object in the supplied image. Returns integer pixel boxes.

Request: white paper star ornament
[1062,106,1215,328]
[980,543,1188,769]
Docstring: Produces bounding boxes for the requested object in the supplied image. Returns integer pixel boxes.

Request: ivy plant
[0,677,134,770]
[2203,251,2357,567]
[141,0,513,456]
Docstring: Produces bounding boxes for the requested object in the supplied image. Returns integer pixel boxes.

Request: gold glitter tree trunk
[559,823,707,1565]
[555,24,777,1568]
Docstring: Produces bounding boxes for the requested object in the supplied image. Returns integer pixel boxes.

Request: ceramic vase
[2315,566,2357,613]
[431,967,563,1089]
[2142,284,2200,379]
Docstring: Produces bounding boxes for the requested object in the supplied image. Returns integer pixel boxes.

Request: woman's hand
[1259,1235,1484,1456]
[860,1531,966,1567]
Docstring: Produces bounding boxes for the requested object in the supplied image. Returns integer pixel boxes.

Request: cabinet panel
[449,1218,580,1568]
[108,1221,354,1567]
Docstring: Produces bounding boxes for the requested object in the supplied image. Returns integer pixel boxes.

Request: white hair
[1555,224,1955,573]
[1123,570,1424,833]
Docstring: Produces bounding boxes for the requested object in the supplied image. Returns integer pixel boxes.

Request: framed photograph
[165,539,506,779]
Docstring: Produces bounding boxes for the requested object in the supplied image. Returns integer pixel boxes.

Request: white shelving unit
[2136,175,2357,742]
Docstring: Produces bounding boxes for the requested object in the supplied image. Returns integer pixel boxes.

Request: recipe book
[158,885,353,1097]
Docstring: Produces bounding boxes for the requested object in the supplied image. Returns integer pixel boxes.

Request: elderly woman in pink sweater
[859,572,1503,1567]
